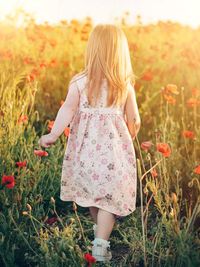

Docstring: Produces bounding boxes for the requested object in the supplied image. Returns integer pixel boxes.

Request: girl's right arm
[125,83,141,140]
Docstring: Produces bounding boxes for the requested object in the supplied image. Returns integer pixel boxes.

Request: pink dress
[60,74,137,217]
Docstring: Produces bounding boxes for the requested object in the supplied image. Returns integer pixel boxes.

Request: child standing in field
[38,24,141,262]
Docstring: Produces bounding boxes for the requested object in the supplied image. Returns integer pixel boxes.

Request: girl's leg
[89,206,99,223]
[96,208,115,240]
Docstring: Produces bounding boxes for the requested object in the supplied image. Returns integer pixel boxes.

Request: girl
[38,24,141,262]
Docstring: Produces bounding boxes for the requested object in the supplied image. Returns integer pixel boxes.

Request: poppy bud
[26,203,32,211]
[50,197,55,204]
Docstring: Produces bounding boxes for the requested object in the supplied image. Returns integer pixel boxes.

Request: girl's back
[59,72,137,217]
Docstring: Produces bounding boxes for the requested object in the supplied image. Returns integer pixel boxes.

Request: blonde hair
[78,24,136,107]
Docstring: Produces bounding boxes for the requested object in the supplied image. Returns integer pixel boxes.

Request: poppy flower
[84,253,96,267]
[18,115,28,124]
[16,161,27,168]
[141,70,153,81]
[26,73,36,82]
[141,141,153,151]
[150,168,158,178]
[34,150,48,157]
[194,165,200,174]
[182,130,195,139]
[187,98,200,107]
[156,143,171,157]
[191,88,199,97]
[163,94,176,105]
[45,216,58,225]
[48,120,54,131]
[1,175,15,189]
[165,84,179,95]
[64,127,70,137]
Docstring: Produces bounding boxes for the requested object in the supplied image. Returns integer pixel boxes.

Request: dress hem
[59,196,136,217]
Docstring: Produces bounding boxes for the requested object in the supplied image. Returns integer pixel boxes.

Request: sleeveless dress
[60,74,137,217]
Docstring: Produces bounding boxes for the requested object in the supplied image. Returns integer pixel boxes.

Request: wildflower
[39,62,47,69]
[84,253,96,267]
[187,98,200,107]
[182,130,195,139]
[45,216,58,225]
[34,150,48,157]
[156,143,171,157]
[141,70,153,81]
[194,165,200,174]
[16,161,27,168]
[64,127,70,137]
[48,120,54,131]
[150,168,158,178]
[191,87,199,97]
[18,115,28,124]
[26,73,36,82]
[165,84,179,95]
[141,141,153,151]
[163,94,176,105]
[1,175,15,189]
[49,59,57,67]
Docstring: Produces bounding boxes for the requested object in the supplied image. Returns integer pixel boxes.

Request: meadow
[0,11,200,267]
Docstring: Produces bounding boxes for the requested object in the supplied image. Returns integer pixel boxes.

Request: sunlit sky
[0,0,200,28]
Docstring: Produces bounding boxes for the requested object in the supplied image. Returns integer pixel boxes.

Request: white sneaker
[91,239,112,262]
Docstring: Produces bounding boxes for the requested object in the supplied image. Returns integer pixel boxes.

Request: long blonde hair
[79,24,136,107]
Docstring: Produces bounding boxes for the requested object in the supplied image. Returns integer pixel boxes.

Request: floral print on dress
[60,75,137,217]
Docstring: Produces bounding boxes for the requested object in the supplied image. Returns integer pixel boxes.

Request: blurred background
[0,0,200,27]
[0,1,200,267]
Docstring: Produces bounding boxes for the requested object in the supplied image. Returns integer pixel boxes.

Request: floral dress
[60,75,137,217]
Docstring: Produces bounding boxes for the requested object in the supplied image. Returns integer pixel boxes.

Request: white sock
[93,237,110,247]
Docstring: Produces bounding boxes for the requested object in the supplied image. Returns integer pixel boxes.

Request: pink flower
[92,173,99,180]
[122,143,128,150]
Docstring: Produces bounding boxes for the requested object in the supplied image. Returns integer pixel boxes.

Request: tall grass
[0,11,199,267]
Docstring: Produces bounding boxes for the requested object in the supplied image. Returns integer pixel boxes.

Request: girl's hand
[38,133,58,148]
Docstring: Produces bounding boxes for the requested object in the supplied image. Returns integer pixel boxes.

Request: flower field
[0,12,200,267]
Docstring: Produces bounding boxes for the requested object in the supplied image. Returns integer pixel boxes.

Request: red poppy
[26,73,36,82]
[64,127,70,137]
[194,165,200,174]
[156,143,171,157]
[39,62,47,69]
[141,141,153,151]
[141,70,153,81]
[163,94,176,105]
[1,175,15,189]
[18,115,28,124]
[16,161,27,168]
[150,168,158,178]
[84,253,96,267]
[182,130,195,139]
[165,84,179,95]
[45,216,58,225]
[34,150,48,157]
[191,88,199,97]
[187,98,200,107]
[48,120,54,132]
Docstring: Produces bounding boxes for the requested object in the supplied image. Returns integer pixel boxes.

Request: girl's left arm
[50,79,80,138]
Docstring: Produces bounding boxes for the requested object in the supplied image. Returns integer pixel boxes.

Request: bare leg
[89,207,99,224]
[96,209,115,240]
